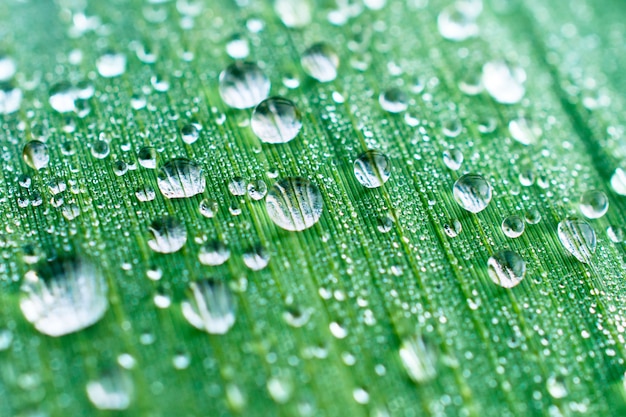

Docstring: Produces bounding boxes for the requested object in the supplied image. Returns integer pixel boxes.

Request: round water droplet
[487,250,526,288]
[181,124,200,144]
[96,52,127,78]
[437,5,478,41]
[0,82,22,114]
[275,0,312,28]
[251,97,302,144]
[0,55,17,81]
[301,43,339,83]
[248,180,268,200]
[91,140,110,159]
[379,88,408,113]
[501,215,525,238]
[182,279,236,334]
[443,219,462,238]
[509,117,541,146]
[453,173,492,213]
[610,167,626,196]
[399,334,437,384]
[198,241,230,266]
[49,82,76,113]
[228,176,247,196]
[22,141,49,170]
[86,369,134,410]
[579,190,608,219]
[353,150,391,188]
[265,177,323,231]
[443,148,463,170]
[157,158,206,199]
[557,218,596,263]
[607,226,625,243]
[218,62,270,109]
[199,198,218,218]
[243,245,270,270]
[20,257,109,337]
[137,146,157,169]
[135,185,156,202]
[482,61,526,104]
[147,216,187,253]
[525,208,542,224]
[226,34,249,59]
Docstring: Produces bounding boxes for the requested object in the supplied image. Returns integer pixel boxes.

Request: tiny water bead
[157,158,206,199]
[443,148,463,170]
[181,279,236,334]
[22,140,49,170]
[20,257,109,337]
[265,177,324,231]
[509,117,541,146]
[218,61,270,109]
[199,198,218,218]
[96,52,127,78]
[147,216,187,253]
[557,218,596,263]
[579,190,609,219]
[487,250,526,288]
[453,173,492,213]
[353,150,391,188]
[251,97,302,144]
[301,43,340,82]
[379,88,408,113]
[501,215,525,238]
[610,167,626,195]
[135,185,156,202]
[198,241,230,266]
[482,61,526,104]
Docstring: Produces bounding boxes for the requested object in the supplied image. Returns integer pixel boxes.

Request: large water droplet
[147,216,187,253]
[579,190,608,219]
[20,257,109,337]
[157,158,205,199]
[399,334,437,383]
[96,52,127,78]
[251,97,302,144]
[265,177,323,231]
[501,215,525,238]
[181,279,236,334]
[301,43,339,83]
[487,250,526,288]
[22,141,49,170]
[86,369,134,410]
[353,150,391,188]
[453,173,492,213]
[218,62,270,109]
[557,218,596,263]
[482,61,526,104]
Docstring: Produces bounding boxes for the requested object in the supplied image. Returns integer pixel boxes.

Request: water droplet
[147,216,187,253]
[155,293,171,309]
[0,82,22,114]
[137,146,157,168]
[247,180,268,200]
[525,208,541,224]
[86,369,133,410]
[437,5,478,41]
[243,245,270,270]
[62,204,81,220]
[275,0,312,28]
[329,321,348,339]
[96,52,127,78]
[353,150,391,188]
[546,375,568,399]
[0,329,13,351]
[487,250,526,288]
[509,117,541,146]
[251,97,302,144]
[91,140,110,159]
[228,176,247,196]
[377,215,394,233]
[610,167,626,196]
[501,215,525,238]
[157,158,205,199]
[282,306,312,327]
[172,352,191,370]
[181,279,236,334]
[265,177,323,231]
[0,55,17,81]
[301,43,339,83]
[443,219,462,238]
[198,241,230,266]
[267,376,293,404]
[181,124,200,144]
[607,226,625,243]
[379,88,408,113]
[557,218,596,263]
[199,198,218,218]
[399,334,437,383]
[20,257,109,337]
[135,185,156,202]
[443,148,463,170]
[218,62,270,109]
[579,190,609,219]
[226,34,250,59]
[453,173,492,213]
[22,141,49,170]
[482,61,526,104]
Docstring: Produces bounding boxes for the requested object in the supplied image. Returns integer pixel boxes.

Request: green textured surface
[1,0,626,416]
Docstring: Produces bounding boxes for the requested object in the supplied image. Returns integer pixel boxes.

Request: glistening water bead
[218,61,270,109]
[579,190,609,219]
[301,43,339,82]
[251,97,302,144]
[453,173,492,213]
[157,158,205,199]
[557,218,596,263]
[265,177,323,231]
[353,150,391,188]
[22,140,49,170]
[181,279,236,335]
[487,250,526,288]
[147,216,187,254]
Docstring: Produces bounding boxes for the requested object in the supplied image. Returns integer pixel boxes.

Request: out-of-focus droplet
[379,87,408,113]
[610,167,626,196]
[265,177,323,231]
[198,241,230,266]
[181,124,200,144]
[487,250,526,288]
[509,117,541,146]
[147,216,187,253]
[22,141,49,170]
[219,62,270,109]
[226,34,250,59]
[199,198,218,218]
[248,180,268,200]
[579,190,608,219]
[443,148,463,170]
[0,55,17,81]
[399,334,437,384]
[49,82,76,113]
[96,52,127,78]
[482,61,526,104]
[437,5,478,41]
[301,43,339,82]
[137,146,157,169]
[86,369,134,410]
[0,82,22,114]
[181,279,236,334]
[275,0,312,28]
[243,245,270,270]
[557,218,596,263]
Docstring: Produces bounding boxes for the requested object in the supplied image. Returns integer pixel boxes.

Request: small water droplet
[453,173,492,213]
[379,88,408,113]
[91,140,110,159]
[353,150,391,188]
[501,215,524,238]
[198,241,230,266]
[607,226,625,243]
[399,334,437,383]
[0,55,17,81]
[557,218,596,263]
[49,82,76,113]
[265,177,323,231]
[226,34,250,59]
[482,61,526,104]
[86,369,134,410]
[157,158,205,199]
[443,219,462,238]
[487,250,526,288]
[509,117,541,146]
[282,306,312,327]
[610,167,626,196]
[251,97,302,144]
[181,124,200,144]
[181,279,236,334]
[579,190,609,219]
[137,146,157,168]
[0,82,22,114]
[243,245,270,270]
[267,376,293,403]
[135,185,156,202]
[22,141,49,170]
[219,62,270,109]
[301,43,339,83]
[275,0,312,28]
[443,148,463,170]
[199,198,218,218]
[247,180,268,200]
[546,375,568,399]
[437,5,479,41]
[147,216,187,253]
[96,52,127,78]
[172,352,191,370]
[525,208,541,224]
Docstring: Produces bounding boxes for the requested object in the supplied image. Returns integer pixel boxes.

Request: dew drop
[49,82,76,113]
[251,97,302,144]
[501,215,525,238]
[301,43,339,83]
[546,375,568,399]
[579,190,608,219]
[557,218,596,263]
[443,148,463,170]
[199,198,218,218]
[137,146,157,169]
[248,180,268,200]
[525,208,541,224]
[265,177,323,231]
[267,376,293,404]
[157,158,206,199]
[96,52,127,78]
[181,279,236,334]
[135,185,156,202]
[226,34,250,59]
[22,141,49,170]
[607,226,625,243]
[243,245,270,270]
[275,0,312,28]
[0,82,22,114]
[0,55,17,81]
[509,117,541,146]
[443,219,462,238]
[482,61,526,104]
[487,250,526,288]
[437,5,478,41]
[399,334,437,384]
[453,173,492,213]
[181,124,200,144]
[218,62,270,109]
[228,176,247,196]
[379,88,408,113]
[198,241,230,266]
[86,369,134,410]
[610,167,626,196]
[91,140,110,159]
[353,150,391,188]
[147,216,187,253]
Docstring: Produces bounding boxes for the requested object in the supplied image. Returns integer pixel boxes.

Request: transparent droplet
[199,198,218,218]
[96,52,127,78]
[453,173,492,213]
[137,146,157,169]
[22,141,49,170]
[525,208,541,224]
[509,117,541,146]
[379,88,408,113]
[0,329,13,351]
[399,334,437,383]
[198,241,230,266]
[607,226,625,243]
[113,160,128,176]
[0,55,17,81]
[218,62,270,109]
[0,82,22,114]
[135,185,156,202]
[443,219,462,238]
[501,215,525,238]
[482,61,526,104]
[20,257,109,337]
[377,215,394,233]
[610,167,626,196]
[353,150,391,188]
[49,82,76,113]
[248,180,268,200]
[267,376,293,404]
[226,34,250,59]
[251,97,302,144]
[181,279,236,334]
[147,216,187,253]
[265,177,323,231]
[437,5,478,41]
[91,140,110,159]
[181,124,200,144]
[243,245,270,270]
[579,190,608,219]
[61,204,81,220]
[275,0,312,28]
[86,369,134,410]
[557,218,596,263]
[443,148,463,170]
[301,43,339,83]
[547,375,568,399]
[228,176,247,196]
[157,158,206,199]
[487,250,526,288]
